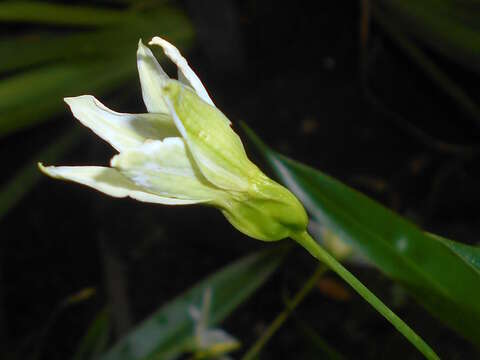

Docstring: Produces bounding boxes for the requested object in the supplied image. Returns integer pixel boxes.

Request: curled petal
[111,137,223,202]
[64,95,178,152]
[148,36,219,112]
[38,164,198,205]
[137,39,170,113]
[163,81,257,191]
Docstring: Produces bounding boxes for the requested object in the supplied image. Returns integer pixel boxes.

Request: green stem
[241,265,328,360]
[292,231,439,360]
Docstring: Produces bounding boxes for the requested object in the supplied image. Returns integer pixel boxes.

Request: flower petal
[110,137,222,202]
[201,329,239,349]
[163,81,257,191]
[148,36,217,110]
[38,163,198,205]
[137,39,170,113]
[64,95,178,152]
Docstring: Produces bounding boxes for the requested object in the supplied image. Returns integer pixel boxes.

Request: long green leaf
[0,4,194,137]
[372,6,480,128]
[0,1,138,26]
[0,60,134,137]
[428,233,480,276]
[101,245,288,360]
[0,30,127,73]
[242,124,480,346]
[0,14,192,74]
[378,0,480,73]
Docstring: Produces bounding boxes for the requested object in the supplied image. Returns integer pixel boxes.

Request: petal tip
[64,95,93,107]
[137,38,148,55]
[63,96,74,105]
[38,162,57,178]
[148,36,163,46]
[148,37,177,55]
[109,154,120,168]
[149,36,215,107]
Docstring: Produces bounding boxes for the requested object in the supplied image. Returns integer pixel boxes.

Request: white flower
[40,37,307,241]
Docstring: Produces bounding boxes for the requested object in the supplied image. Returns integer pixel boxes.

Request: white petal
[201,329,239,348]
[38,164,198,205]
[188,305,201,321]
[110,137,223,202]
[137,39,170,113]
[148,36,218,110]
[64,95,178,152]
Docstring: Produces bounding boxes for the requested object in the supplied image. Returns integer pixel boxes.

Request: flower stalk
[292,231,439,360]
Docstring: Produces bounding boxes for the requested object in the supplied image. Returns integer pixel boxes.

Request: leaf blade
[101,245,287,360]
[0,1,137,26]
[243,124,480,346]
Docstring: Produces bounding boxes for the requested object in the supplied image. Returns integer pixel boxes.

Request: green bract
[39,36,307,241]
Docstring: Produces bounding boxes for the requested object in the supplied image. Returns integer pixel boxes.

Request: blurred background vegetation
[1,0,480,359]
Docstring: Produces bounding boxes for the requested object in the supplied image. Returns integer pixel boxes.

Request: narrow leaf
[378,0,480,73]
[243,123,480,346]
[0,1,138,26]
[0,59,133,137]
[101,245,288,360]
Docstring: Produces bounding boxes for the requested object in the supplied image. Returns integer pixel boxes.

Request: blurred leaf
[0,3,194,137]
[242,124,480,346]
[428,233,480,275]
[0,30,125,72]
[101,245,288,360]
[377,0,480,73]
[0,1,138,26]
[0,60,133,137]
[72,308,111,360]
[372,6,480,128]
[0,128,82,221]
[0,14,192,73]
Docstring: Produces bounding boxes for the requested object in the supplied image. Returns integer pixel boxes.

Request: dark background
[2,0,480,358]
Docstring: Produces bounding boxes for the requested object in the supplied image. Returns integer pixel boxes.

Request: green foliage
[293,232,439,359]
[243,123,480,347]
[372,2,480,129]
[0,60,132,136]
[0,1,194,138]
[377,0,480,73]
[0,0,194,219]
[100,246,287,360]
[0,1,138,26]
